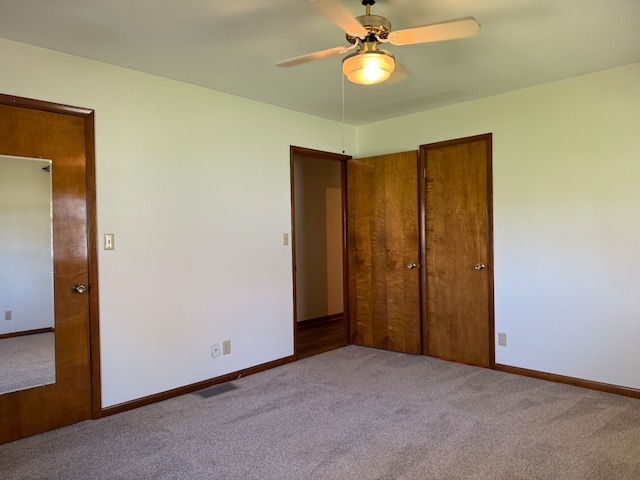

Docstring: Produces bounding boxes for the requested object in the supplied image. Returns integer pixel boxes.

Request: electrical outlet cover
[210,342,221,358]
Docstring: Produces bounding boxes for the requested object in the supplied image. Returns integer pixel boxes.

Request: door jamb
[289,146,352,358]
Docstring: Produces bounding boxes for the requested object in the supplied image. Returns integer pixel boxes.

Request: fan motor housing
[346,14,391,43]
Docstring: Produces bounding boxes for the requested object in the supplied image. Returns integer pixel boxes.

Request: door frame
[289,146,351,358]
[419,133,495,367]
[0,93,102,419]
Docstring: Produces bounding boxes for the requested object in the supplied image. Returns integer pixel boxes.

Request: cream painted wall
[0,38,356,407]
[358,62,640,390]
[325,185,343,315]
[2,34,638,406]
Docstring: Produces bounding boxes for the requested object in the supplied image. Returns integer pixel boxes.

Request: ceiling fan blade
[387,17,480,46]
[276,45,352,68]
[310,0,369,38]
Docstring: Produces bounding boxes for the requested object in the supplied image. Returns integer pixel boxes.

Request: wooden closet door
[347,151,421,354]
[422,134,494,367]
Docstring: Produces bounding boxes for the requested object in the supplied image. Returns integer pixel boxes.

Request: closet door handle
[474,263,485,271]
[407,263,418,269]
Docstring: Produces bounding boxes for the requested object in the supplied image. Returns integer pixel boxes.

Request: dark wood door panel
[0,97,95,444]
[422,135,494,367]
[347,151,421,354]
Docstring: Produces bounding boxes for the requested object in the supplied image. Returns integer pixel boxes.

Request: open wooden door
[347,151,421,354]
[0,94,99,444]
[421,134,494,367]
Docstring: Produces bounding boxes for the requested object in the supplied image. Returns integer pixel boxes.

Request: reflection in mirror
[0,154,55,394]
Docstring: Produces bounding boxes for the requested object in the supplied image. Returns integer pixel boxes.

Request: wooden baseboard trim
[298,313,343,328]
[0,327,54,340]
[101,354,296,417]
[494,363,640,400]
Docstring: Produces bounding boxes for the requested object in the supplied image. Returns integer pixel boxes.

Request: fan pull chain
[341,69,346,154]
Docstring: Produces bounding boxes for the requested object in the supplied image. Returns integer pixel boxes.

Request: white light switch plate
[104,233,115,250]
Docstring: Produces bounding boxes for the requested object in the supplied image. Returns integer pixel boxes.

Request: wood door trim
[297,312,344,328]
[0,328,55,340]
[0,93,102,418]
[495,363,640,400]
[290,146,351,162]
[419,150,428,357]
[290,146,351,359]
[420,133,495,367]
[0,93,94,117]
[85,110,102,419]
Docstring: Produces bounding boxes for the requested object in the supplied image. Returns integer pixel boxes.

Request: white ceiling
[1,0,639,125]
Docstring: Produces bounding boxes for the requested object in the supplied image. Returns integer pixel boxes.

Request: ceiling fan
[276,0,480,85]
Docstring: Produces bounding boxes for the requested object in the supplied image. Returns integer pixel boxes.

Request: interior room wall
[293,156,343,322]
[357,62,640,390]
[0,155,54,335]
[0,38,356,408]
[3,33,638,407]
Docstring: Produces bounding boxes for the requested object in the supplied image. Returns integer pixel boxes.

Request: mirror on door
[0,154,56,394]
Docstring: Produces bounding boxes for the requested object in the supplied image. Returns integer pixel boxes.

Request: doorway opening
[290,147,350,359]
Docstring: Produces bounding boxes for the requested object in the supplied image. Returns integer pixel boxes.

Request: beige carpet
[0,332,55,394]
[1,345,639,479]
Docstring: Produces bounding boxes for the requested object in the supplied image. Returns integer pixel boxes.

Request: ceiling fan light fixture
[342,49,395,85]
